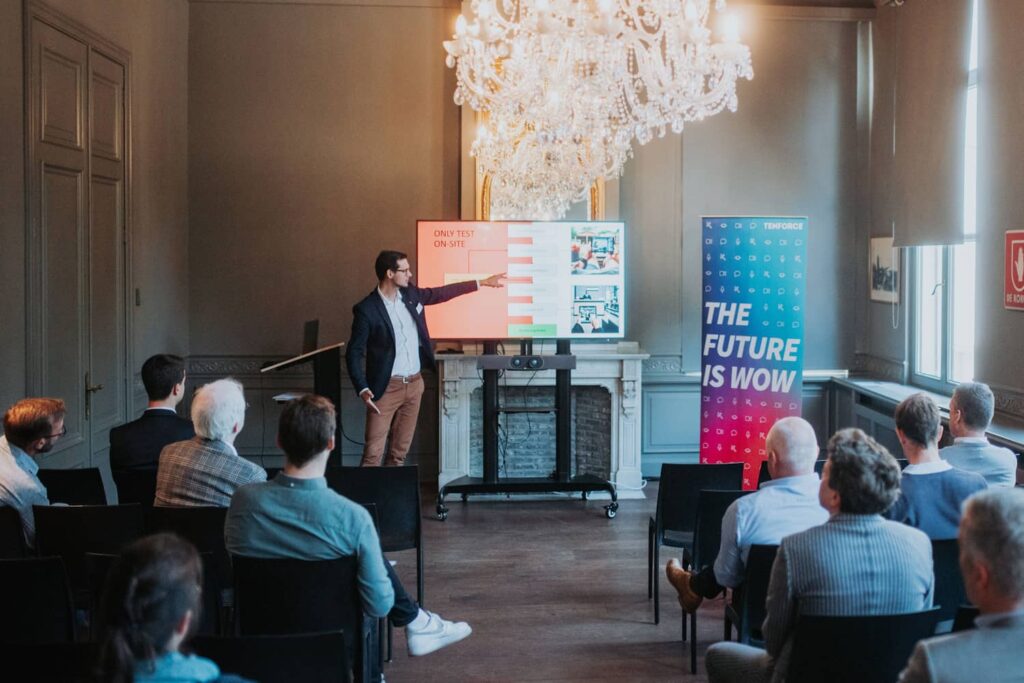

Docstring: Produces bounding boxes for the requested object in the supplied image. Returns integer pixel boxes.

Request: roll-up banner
[699,216,808,490]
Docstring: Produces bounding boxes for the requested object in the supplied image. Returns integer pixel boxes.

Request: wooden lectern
[260,342,345,466]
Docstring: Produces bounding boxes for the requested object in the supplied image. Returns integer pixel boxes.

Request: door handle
[85,372,104,419]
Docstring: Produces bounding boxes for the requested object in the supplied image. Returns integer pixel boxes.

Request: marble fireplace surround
[436,345,649,500]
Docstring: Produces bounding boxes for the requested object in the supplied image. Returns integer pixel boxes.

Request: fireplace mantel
[436,345,649,499]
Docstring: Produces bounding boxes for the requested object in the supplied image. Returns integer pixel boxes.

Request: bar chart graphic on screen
[417,220,625,339]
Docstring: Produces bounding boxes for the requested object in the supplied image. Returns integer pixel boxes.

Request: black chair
[0,557,76,643]
[952,605,979,632]
[757,460,771,488]
[192,631,349,683]
[931,538,968,633]
[112,469,157,506]
[146,506,231,634]
[0,505,28,558]
[33,504,145,598]
[685,489,752,674]
[723,544,779,646]
[788,608,942,683]
[325,465,424,602]
[37,467,107,505]
[0,641,96,682]
[232,555,380,683]
[648,462,744,626]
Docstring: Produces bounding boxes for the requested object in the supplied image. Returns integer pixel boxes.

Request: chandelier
[443,0,753,219]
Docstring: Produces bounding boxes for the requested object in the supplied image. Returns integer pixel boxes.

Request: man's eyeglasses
[395,268,412,274]
[45,425,67,439]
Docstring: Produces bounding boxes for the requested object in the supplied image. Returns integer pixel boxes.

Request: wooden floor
[384,482,719,682]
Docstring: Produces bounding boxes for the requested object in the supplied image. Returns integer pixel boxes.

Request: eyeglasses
[395,268,412,274]
[45,425,67,439]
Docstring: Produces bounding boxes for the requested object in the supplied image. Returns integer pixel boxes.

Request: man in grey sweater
[940,382,1018,487]
[899,487,1024,683]
[705,428,934,683]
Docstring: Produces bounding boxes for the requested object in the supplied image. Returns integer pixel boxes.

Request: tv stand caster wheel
[604,502,618,519]
[436,504,448,521]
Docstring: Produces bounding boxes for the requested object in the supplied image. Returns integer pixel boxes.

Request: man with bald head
[667,416,829,611]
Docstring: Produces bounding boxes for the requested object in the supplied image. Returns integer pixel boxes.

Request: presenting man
[346,250,504,467]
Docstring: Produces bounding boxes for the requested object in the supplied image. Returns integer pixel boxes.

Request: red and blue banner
[699,216,807,489]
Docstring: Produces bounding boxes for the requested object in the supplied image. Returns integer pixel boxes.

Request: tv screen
[416,220,625,340]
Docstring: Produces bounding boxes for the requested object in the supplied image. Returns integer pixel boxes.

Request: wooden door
[26,7,130,482]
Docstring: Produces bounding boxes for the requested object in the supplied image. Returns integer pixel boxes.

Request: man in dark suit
[109,354,194,473]
[346,250,503,467]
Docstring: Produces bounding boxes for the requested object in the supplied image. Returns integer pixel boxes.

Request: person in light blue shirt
[226,394,472,657]
[95,533,247,683]
[0,397,64,547]
[666,416,830,611]
[940,382,1018,487]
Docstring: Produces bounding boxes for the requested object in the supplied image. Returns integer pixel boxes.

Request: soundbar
[476,355,577,371]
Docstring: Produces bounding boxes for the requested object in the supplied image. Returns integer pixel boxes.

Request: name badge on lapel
[415,303,424,315]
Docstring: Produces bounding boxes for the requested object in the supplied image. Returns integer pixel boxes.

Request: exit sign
[1006,230,1024,311]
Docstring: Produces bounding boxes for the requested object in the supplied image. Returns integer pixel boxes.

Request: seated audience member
[110,354,194,474]
[155,378,266,507]
[941,382,1018,487]
[704,428,934,683]
[899,488,1024,683]
[95,532,250,683]
[888,393,987,539]
[225,394,472,656]
[666,417,829,611]
[0,398,64,546]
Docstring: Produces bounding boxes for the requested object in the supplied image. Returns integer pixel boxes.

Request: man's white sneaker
[405,611,472,656]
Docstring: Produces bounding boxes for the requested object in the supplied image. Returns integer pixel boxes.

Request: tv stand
[436,339,618,520]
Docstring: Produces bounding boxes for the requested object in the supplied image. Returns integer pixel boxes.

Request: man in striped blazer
[705,428,934,683]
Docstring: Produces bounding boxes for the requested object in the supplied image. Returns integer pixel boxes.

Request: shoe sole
[408,626,473,657]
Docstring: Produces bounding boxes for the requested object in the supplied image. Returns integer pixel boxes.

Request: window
[911,0,978,391]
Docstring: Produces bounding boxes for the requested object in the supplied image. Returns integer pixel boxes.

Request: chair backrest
[0,641,95,682]
[325,465,421,553]
[232,554,377,682]
[732,544,779,643]
[33,504,145,590]
[655,463,744,536]
[757,461,771,488]
[112,469,157,507]
[146,506,229,569]
[692,489,752,569]
[0,505,28,559]
[931,538,968,627]
[788,608,942,683]
[37,467,107,505]
[952,605,980,632]
[192,631,349,683]
[0,557,76,643]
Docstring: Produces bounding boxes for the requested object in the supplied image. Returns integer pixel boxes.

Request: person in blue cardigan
[888,393,987,540]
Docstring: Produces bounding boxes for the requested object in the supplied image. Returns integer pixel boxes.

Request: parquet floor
[384,482,719,682]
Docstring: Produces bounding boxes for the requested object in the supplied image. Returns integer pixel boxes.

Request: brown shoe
[666,558,704,613]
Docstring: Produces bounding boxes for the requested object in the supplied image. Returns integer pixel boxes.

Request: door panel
[28,11,131,481]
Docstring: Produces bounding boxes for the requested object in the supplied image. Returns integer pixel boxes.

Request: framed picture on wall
[870,237,899,303]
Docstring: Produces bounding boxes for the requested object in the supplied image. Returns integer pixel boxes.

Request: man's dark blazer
[346,280,478,400]
[109,409,195,472]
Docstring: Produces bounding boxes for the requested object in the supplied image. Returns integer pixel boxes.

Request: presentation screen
[416,220,625,340]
